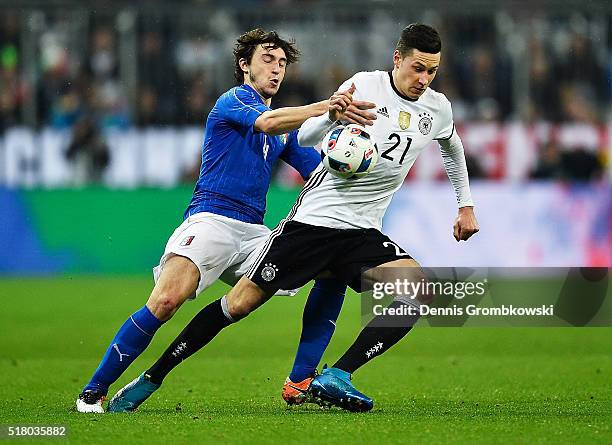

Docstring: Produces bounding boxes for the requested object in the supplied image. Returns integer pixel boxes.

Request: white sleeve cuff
[297,114,337,147]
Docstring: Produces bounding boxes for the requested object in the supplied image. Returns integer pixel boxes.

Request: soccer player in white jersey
[75,28,375,413]
[298,24,479,410]
[111,23,479,412]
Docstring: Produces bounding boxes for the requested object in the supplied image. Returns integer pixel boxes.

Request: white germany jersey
[292,70,454,230]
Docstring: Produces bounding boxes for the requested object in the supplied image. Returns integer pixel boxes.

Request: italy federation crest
[180,236,195,246]
[418,112,433,135]
[398,111,411,130]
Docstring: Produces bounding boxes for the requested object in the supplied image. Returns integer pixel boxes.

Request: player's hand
[342,100,377,126]
[453,206,479,242]
[328,83,356,122]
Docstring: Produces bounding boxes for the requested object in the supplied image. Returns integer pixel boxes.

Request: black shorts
[247,220,412,293]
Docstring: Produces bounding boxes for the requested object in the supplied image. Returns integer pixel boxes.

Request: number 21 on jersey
[380,133,412,165]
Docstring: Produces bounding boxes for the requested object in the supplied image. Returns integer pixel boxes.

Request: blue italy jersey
[185,84,321,224]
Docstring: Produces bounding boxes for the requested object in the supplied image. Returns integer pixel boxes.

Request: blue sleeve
[280,130,322,179]
[217,87,269,130]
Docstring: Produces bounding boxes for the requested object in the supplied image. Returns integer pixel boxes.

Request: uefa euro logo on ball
[320,124,379,179]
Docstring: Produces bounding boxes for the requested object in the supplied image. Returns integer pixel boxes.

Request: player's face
[242,44,287,100]
[393,49,440,100]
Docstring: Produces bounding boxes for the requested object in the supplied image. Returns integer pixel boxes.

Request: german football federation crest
[418,112,433,135]
[398,111,411,130]
[261,263,279,281]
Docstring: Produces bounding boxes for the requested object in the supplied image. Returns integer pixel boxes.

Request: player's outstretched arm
[254,86,355,136]
[255,101,328,136]
[438,131,479,241]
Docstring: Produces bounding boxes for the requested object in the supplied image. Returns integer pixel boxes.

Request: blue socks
[84,282,345,393]
[289,279,346,382]
[83,306,163,395]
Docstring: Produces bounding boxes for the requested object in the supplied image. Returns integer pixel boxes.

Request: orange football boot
[282,376,314,405]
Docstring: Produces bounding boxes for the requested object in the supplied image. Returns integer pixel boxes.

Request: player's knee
[226,297,253,320]
[147,290,185,321]
[224,277,269,320]
[225,288,258,320]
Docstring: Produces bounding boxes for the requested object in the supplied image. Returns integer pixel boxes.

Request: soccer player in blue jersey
[76,28,376,413]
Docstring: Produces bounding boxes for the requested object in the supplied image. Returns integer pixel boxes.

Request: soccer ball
[320,124,378,179]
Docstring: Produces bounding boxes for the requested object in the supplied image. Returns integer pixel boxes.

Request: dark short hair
[396,23,441,56]
[233,28,300,84]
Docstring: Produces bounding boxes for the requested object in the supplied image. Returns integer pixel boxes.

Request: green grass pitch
[0,276,610,444]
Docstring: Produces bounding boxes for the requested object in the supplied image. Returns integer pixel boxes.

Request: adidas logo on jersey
[377,107,389,118]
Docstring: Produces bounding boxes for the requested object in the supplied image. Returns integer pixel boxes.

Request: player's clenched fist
[453,206,479,242]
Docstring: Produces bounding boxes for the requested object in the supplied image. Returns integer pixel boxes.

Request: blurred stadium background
[1,1,610,275]
[1,2,611,442]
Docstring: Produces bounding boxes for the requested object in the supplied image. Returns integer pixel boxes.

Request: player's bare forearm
[453,206,479,242]
[260,81,370,133]
[255,101,329,136]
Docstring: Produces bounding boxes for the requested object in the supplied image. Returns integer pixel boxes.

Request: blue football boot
[309,366,373,412]
[107,373,160,412]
